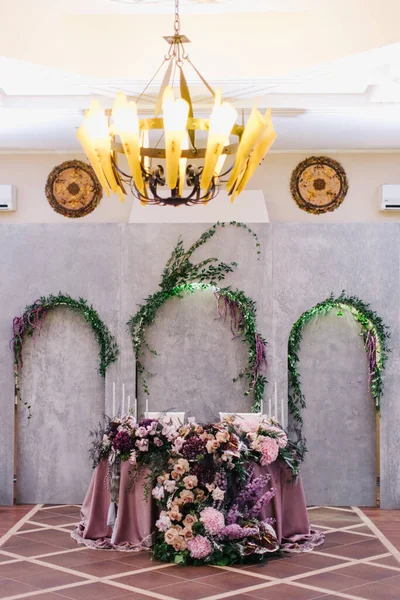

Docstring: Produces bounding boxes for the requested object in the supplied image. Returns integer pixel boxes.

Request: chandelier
[77,0,277,206]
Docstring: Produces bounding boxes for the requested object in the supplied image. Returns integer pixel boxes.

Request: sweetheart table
[72,457,323,554]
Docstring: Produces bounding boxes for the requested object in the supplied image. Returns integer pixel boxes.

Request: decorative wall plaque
[290,156,349,214]
[45,160,103,218]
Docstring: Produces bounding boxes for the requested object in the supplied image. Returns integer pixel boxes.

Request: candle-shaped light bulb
[82,99,124,200]
[201,90,237,192]
[84,99,109,143]
[163,87,189,190]
[112,92,144,195]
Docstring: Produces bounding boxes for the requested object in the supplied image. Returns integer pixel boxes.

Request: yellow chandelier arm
[200,90,237,192]
[227,105,268,193]
[178,134,188,197]
[231,110,277,201]
[76,125,111,197]
[163,87,190,190]
[82,100,124,201]
[112,92,145,196]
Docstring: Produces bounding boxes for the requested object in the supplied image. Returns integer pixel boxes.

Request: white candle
[134,397,138,420]
[127,395,131,414]
[146,398,149,419]
[274,382,278,419]
[260,397,263,416]
[281,398,284,427]
[112,381,116,418]
[122,383,125,416]
[268,398,272,419]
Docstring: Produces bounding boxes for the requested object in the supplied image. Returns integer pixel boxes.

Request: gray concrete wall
[0,223,398,507]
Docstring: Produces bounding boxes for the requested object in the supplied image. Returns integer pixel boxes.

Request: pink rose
[183,475,198,490]
[135,426,148,438]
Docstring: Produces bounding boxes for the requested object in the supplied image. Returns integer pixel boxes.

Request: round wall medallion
[45,160,103,218]
[290,156,349,214]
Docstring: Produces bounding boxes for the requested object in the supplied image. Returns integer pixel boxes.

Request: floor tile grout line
[0,546,89,563]
[0,504,43,548]
[324,507,357,513]
[284,580,371,600]
[316,528,376,538]
[0,579,95,600]
[40,505,78,511]
[352,505,400,564]
[96,578,180,600]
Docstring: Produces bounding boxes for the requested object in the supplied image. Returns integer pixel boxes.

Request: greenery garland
[12,292,119,418]
[288,291,390,457]
[128,222,267,411]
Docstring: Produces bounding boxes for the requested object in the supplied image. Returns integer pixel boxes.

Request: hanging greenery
[128,222,267,411]
[12,292,119,418]
[288,291,390,457]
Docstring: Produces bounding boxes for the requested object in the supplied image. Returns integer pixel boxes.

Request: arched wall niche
[288,307,378,506]
[17,307,106,504]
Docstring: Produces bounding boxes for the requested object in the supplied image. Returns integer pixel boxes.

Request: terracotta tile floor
[0,505,399,600]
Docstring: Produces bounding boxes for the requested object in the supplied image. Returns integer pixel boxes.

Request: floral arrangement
[90,413,301,565]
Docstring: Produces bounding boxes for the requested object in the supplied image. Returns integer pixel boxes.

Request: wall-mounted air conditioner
[380,184,400,211]
[0,185,17,212]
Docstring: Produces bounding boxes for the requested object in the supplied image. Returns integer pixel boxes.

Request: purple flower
[181,436,206,460]
[113,430,132,453]
[139,418,157,428]
[220,524,259,540]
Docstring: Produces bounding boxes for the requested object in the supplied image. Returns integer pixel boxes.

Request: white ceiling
[1,0,400,151]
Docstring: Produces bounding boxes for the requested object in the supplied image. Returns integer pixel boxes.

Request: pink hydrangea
[200,507,225,535]
[187,535,212,559]
[260,437,279,465]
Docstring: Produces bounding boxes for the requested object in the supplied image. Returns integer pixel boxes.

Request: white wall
[1,152,400,223]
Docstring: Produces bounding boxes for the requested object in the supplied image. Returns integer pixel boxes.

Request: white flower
[164,480,177,493]
[152,486,165,500]
[212,487,225,501]
[156,512,172,532]
[102,435,111,447]
[129,450,137,465]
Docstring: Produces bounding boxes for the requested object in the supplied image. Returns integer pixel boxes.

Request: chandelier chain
[174,0,180,35]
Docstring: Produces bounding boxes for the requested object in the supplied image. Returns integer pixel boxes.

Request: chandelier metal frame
[77,0,276,206]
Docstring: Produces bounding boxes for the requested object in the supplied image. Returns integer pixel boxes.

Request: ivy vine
[128,222,267,411]
[288,291,390,457]
[12,292,119,418]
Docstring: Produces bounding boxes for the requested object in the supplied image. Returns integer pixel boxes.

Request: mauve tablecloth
[72,458,324,552]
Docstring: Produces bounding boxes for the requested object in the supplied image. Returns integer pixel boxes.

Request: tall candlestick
[260,397,263,416]
[112,381,116,418]
[145,398,149,419]
[268,398,272,419]
[281,398,284,427]
[134,397,138,420]
[274,382,278,419]
[122,383,125,416]
[127,395,131,414]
